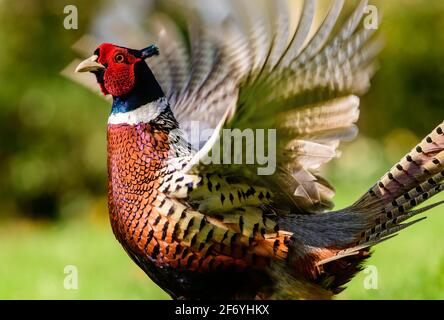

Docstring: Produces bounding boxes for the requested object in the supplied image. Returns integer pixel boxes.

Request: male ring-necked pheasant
[72,0,444,299]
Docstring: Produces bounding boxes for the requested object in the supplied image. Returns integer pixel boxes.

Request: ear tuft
[140,45,159,59]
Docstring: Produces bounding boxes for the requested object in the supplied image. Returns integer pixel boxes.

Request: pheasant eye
[114,54,125,63]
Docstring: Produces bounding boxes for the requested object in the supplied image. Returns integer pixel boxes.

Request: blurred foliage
[0,0,107,219]
[0,0,443,299]
[361,0,444,137]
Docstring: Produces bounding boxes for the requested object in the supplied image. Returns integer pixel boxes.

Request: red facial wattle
[95,44,141,97]
[103,63,136,97]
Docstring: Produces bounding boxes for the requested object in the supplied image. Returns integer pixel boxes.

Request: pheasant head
[75,43,164,113]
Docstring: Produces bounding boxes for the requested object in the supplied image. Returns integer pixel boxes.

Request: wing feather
[64,0,380,212]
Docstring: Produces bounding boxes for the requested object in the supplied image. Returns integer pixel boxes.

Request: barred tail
[333,121,444,256]
[292,122,444,294]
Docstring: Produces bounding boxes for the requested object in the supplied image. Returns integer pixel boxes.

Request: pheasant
[72,0,444,299]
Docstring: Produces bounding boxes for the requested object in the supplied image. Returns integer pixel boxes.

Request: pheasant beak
[75,55,105,73]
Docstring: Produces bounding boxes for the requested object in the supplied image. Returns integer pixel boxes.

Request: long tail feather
[325,121,444,262]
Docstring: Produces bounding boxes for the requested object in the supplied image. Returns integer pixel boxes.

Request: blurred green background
[0,0,443,299]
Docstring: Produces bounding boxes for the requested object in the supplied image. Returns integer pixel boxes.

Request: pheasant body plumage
[70,0,444,299]
[106,98,293,298]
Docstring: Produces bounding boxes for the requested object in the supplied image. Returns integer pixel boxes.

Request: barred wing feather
[63,0,380,211]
